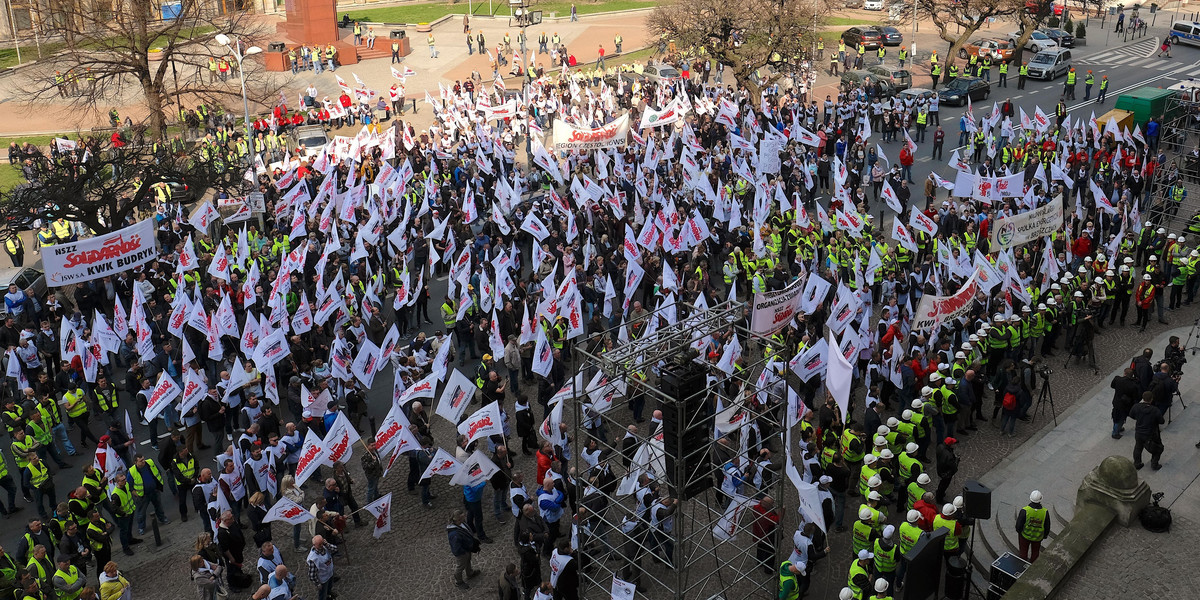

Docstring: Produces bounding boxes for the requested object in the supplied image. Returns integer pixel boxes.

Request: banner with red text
[750,276,806,336]
[43,219,158,286]
[552,114,630,151]
[911,271,982,332]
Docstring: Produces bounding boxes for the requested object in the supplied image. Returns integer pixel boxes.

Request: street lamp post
[215,32,262,140]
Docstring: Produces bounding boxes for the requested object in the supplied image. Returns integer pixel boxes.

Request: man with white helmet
[873,525,899,589]
[1016,489,1051,562]
[847,549,874,599]
[778,555,809,600]
[869,578,891,600]
[859,454,880,498]
[932,502,963,558]
[1134,272,1158,332]
[896,510,925,587]
[897,442,922,487]
[906,473,931,512]
[911,396,931,461]
[840,423,866,488]
[852,507,877,557]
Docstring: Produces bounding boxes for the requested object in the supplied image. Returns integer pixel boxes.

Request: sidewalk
[973,325,1200,574]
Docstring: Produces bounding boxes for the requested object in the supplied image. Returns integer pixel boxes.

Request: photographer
[1164,336,1187,373]
[1109,368,1140,439]
[1149,362,1179,416]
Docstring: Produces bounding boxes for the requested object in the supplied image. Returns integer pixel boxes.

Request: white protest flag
[532,325,554,377]
[457,401,504,444]
[363,493,393,539]
[263,496,314,525]
[435,368,477,425]
[449,449,501,487]
[322,411,362,466]
[375,403,420,457]
[712,493,756,542]
[825,330,853,420]
[420,448,463,480]
[294,429,328,487]
[144,371,182,421]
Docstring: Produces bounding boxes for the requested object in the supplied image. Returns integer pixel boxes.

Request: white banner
[988,198,1063,251]
[43,219,158,286]
[552,114,630,151]
[911,271,982,331]
[711,493,756,541]
[750,277,806,335]
[263,496,314,525]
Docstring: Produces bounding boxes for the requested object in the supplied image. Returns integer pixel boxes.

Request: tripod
[1185,319,1200,356]
[1032,375,1057,427]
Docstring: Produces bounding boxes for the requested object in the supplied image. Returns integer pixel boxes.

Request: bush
[1063,15,1073,31]
[1075,21,1087,38]
[1048,15,1060,27]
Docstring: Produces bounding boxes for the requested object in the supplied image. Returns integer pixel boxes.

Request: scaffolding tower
[1147,86,1200,230]
[569,299,793,600]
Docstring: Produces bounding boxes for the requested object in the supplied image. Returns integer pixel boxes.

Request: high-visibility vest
[27,461,49,488]
[899,521,922,555]
[111,485,135,515]
[933,515,960,550]
[1020,64,1028,76]
[851,520,874,555]
[1066,71,1076,84]
[54,566,82,600]
[4,238,20,254]
[173,456,196,484]
[841,430,864,463]
[87,518,111,550]
[779,561,800,600]
[52,221,71,239]
[1020,506,1048,541]
[874,539,898,573]
[27,555,52,582]
[847,560,870,597]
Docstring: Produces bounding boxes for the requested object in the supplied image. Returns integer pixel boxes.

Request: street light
[215,32,262,140]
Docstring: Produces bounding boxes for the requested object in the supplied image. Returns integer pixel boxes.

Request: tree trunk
[141,75,167,140]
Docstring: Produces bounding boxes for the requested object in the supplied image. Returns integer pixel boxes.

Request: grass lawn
[0,42,68,70]
[344,0,656,23]
[0,164,23,193]
[825,17,877,26]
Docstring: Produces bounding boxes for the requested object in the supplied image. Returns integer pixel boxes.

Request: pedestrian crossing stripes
[1079,38,1160,65]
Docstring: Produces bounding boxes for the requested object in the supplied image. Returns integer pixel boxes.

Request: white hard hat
[1181,236,1188,243]
[1094,277,1104,285]
[864,454,878,465]
[1030,490,1043,503]
[1047,298,1058,306]
[1009,315,1021,322]
[1050,283,1061,291]
[917,473,931,485]
[840,588,855,600]
[902,410,914,421]
[969,334,979,342]
[907,509,921,523]
[1074,291,1084,298]
[1105,270,1114,276]
[880,449,894,460]
[942,503,957,516]
[860,508,874,520]
[953,496,964,508]
[1144,274,1153,280]
[887,417,900,428]
[877,425,891,436]
[1037,303,1047,310]
[1145,221,1152,227]
[1157,227,1167,234]
[868,490,883,501]
[930,372,943,382]
[906,442,919,453]
[1150,255,1159,261]
[1124,257,1135,265]
[946,378,958,386]
[955,351,966,359]
[1120,265,1130,273]
[961,343,972,351]
[875,579,890,593]
[993,314,1005,322]
[1168,233,1177,240]
[1077,266,1087,273]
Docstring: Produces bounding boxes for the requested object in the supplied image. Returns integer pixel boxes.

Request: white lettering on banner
[750,277,806,335]
[43,220,158,286]
[988,198,1063,251]
[911,271,982,332]
[552,114,630,151]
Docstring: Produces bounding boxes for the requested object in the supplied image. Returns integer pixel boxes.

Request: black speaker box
[962,479,992,520]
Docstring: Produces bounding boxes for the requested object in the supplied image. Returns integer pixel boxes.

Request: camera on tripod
[1037,365,1053,379]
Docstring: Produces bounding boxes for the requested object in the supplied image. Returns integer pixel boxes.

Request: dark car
[938,76,990,106]
[879,26,904,46]
[1038,26,1075,48]
[865,65,912,91]
[164,179,197,205]
[842,27,884,51]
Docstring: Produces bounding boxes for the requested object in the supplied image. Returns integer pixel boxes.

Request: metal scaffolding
[568,299,793,600]
[1147,87,1200,230]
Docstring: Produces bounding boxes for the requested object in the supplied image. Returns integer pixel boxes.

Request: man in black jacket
[1132,348,1154,391]
[1110,368,1140,439]
[1129,392,1165,470]
[935,438,959,504]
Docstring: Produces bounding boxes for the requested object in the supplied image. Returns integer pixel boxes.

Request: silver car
[0,266,47,318]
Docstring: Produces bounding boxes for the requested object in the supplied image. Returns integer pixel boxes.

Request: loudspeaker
[267,41,286,52]
[900,528,946,600]
[390,30,406,39]
[660,362,712,500]
[962,480,992,520]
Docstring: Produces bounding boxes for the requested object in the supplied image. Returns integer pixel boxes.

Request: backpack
[1002,392,1017,411]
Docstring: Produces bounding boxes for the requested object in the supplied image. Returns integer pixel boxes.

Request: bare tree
[18,0,283,139]
[913,0,1019,70]
[2,136,238,235]
[648,0,830,96]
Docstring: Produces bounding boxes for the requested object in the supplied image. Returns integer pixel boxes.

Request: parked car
[841,71,899,97]
[879,26,904,46]
[865,65,912,91]
[163,179,197,205]
[842,27,884,50]
[1007,29,1059,53]
[639,63,682,83]
[0,266,47,317]
[864,0,884,10]
[1169,20,1200,47]
[959,38,1017,62]
[896,87,936,103]
[292,124,329,160]
[938,76,990,105]
[843,0,864,7]
[1038,27,1075,48]
[1025,48,1073,80]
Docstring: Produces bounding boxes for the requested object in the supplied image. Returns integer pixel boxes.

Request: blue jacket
[463,481,487,503]
[447,524,475,556]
